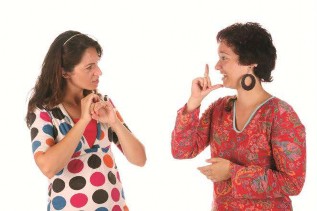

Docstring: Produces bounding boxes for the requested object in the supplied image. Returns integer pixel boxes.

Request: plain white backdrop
[1,0,316,210]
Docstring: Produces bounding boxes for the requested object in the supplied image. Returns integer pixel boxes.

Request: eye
[220,56,227,60]
[86,65,93,71]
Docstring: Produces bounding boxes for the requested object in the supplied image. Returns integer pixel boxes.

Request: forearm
[35,119,89,178]
[111,121,146,167]
[171,104,209,159]
[230,162,305,199]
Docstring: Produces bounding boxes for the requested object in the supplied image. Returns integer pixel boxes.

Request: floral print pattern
[171,96,306,211]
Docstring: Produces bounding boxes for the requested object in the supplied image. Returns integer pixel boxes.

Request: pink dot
[117,171,121,182]
[90,172,106,186]
[70,193,88,208]
[67,159,84,173]
[111,188,120,202]
[40,112,51,122]
[112,205,122,211]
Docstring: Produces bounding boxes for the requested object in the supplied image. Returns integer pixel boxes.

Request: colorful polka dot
[52,178,65,193]
[111,188,120,202]
[70,193,88,208]
[40,112,51,122]
[103,154,114,168]
[67,159,84,173]
[92,189,109,204]
[108,171,116,185]
[88,154,102,169]
[52,196,66,210]
[90,172,106,187]
[32,140,41,153]
[96,208,109,211]
[112,205,122,211]
[69,176,86,190]
[43,124,54,136]
[46,138,55,146]
[59,122,72,135]
[30,127,38,140]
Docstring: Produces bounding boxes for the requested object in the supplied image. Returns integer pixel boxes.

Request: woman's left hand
[197,157,231,182]
[91,101,118,126]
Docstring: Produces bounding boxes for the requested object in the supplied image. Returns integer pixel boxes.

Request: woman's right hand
[80,93,100,123]
[186,64,223,112]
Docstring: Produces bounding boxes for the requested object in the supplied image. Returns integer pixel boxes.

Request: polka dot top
[29,96,130,211]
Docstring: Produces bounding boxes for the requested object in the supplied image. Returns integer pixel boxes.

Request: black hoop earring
[241,74,256,91]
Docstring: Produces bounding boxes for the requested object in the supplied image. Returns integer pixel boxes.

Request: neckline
[233,96,274,133]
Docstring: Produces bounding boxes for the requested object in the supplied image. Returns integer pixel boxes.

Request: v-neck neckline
[58,103,98,148]
[233,96,274,133]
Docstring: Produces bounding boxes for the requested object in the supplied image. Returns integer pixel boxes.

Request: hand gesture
[197,157,231,182]
[80,93,100,123]
[187,64,223,111]
[90,100,118,126]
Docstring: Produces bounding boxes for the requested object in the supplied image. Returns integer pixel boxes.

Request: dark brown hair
[26,30,102,127]
[217,22,277,82]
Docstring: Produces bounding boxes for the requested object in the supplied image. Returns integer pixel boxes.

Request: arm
[171,64,223,159]
[230,105,306,199]
[92,99,146,167]
[31,93,98,179]
[171,103,213,159]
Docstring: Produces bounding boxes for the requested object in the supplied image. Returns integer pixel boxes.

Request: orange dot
[46,138,55,146]
[103,154,114,168]
[123,205,129,211]
[34,151,43,159]
[100,130,105,140]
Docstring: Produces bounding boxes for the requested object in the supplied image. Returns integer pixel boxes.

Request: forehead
[79,47,100,64]
[217,41,236,56]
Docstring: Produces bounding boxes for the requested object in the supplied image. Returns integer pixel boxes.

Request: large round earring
[241,74,256,91]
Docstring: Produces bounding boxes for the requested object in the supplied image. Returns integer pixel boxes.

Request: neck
[236,85,271,108]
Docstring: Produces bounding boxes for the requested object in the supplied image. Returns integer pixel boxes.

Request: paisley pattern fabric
[29,96,129,211]
[171,96,306,211]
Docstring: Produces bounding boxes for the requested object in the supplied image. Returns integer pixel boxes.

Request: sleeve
[171,102,215,159]
[29,107,57,159]
[104,95,131,153]
[230,102,306,199]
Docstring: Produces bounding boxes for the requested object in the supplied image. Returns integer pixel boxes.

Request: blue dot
[95,207,108,211]
[56,169,64,176]
[43,124,54,136]
[59,122,72,135]
[96,123,101,140]
[52,196,66,210]
[32,141,41,153]
[75,141,82,152]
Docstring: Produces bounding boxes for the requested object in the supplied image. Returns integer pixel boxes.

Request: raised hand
[80,93,100,123]
[90,100,118,126]
[186,64,223,112]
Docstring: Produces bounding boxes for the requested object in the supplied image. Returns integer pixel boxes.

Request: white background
[1,0,316,210]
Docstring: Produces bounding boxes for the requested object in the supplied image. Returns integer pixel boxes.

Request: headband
[63,33,82,46]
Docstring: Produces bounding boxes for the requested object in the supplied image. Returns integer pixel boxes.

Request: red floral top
[171,96,306,211]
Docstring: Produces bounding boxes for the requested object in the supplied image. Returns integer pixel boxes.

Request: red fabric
[171,96,306,211]
[73,118,97,148]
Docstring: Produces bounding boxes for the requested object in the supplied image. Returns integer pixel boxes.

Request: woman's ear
[62,70,70,79]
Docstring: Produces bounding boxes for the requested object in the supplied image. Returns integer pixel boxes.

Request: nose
[214,60,221,71]
[95,66,102,76]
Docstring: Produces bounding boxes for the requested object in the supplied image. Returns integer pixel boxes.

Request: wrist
[186,97,202,112]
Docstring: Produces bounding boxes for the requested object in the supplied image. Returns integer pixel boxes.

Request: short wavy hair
[216,22,277,82]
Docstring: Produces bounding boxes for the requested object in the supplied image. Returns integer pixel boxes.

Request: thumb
[206,157,220,163]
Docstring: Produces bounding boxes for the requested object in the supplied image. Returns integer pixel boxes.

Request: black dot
[108,171,116,185]
[69,176,86,190]
[92,189,108,204]
[88,154,102,169]
[30,127,38,141]
[51,108,65,120]
[52,178,65,193]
